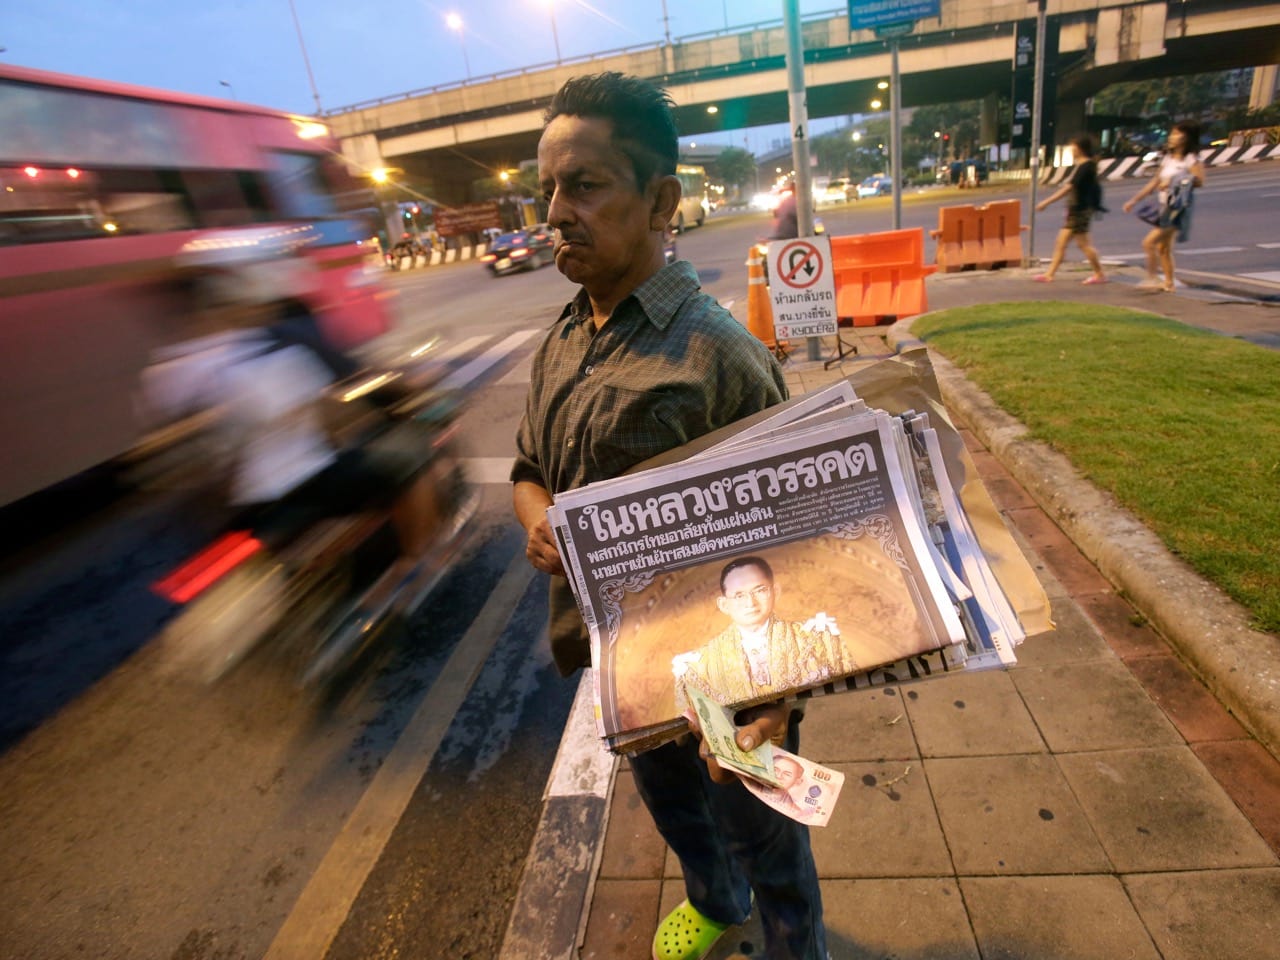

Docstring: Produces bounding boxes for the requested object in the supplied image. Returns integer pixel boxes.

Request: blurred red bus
[0,64,392,508]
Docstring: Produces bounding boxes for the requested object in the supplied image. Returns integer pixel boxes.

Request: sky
[7,0,847,150]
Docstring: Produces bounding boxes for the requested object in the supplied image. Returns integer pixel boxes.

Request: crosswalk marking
[438,329,541,391]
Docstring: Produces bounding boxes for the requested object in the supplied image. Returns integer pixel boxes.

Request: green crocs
[652,899,733,960]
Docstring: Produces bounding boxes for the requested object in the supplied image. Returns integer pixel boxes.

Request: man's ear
[649,174,681,231]
[717,595,731,617]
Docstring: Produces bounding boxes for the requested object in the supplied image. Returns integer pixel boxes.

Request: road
[0,158,1274,960]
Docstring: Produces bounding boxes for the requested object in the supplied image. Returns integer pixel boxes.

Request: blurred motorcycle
[144,229,480,689]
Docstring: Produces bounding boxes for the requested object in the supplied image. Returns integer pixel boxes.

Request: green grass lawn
[911,302,1280,634]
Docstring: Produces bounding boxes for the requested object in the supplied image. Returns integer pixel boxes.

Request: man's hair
[720,556,774,594]
[545,72,679,188]
[1071,134,1096,159]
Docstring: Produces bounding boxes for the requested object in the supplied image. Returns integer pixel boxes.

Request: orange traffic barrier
[930,204,981,273]
[744,244,778,349]
[829,228,936,327]
[976,199,1027,268]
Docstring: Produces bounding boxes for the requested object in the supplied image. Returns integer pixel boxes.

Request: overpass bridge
[329,0,1280,203]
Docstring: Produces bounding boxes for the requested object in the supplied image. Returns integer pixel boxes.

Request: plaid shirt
[511,259,788,674]
[512,259,787,495]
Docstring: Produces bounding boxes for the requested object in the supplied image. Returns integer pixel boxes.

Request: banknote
[740,747,844,826]
[681,683,779,786]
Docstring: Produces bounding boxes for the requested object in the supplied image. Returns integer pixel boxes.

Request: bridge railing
[323,6,847,116]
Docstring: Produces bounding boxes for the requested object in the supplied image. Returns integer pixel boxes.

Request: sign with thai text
[768,237,838,340]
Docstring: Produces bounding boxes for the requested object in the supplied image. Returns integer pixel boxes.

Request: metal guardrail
[323,7,847,116]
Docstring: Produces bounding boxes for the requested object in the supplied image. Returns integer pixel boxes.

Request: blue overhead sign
[848,1,941,31]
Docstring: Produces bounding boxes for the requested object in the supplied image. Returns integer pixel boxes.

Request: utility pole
[781,0,819,361]
[889,39,902,229]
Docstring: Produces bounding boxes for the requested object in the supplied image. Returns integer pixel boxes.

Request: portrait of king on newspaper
[608,526,943,736]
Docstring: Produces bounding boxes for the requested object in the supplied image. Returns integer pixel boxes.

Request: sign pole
[782,0,820,360]
[890,37,902,230]
[1027,0,1046,264]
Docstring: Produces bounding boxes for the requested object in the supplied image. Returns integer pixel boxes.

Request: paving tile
[1127,655,1250,742]
[801,687,920,762]
[1076,590,1170,658]
[1194,740,1280,854]
[810,761,953,877]
[823,878,979,959]
[597,769,667,879]
[966,446,1005,478]
[961,875,1161,960]
[901,670,1045,757]
[1006,506,1113,595]
[1011,597,1114,667]
[926,755,1110,874]
[980,474,1039,512]
[580,878,660,960]
[1007,522,1070,602]
[1124,868,1280,960]
[1056,747,1278,872]
[958,427,985,454]
[1013,660,1181,752]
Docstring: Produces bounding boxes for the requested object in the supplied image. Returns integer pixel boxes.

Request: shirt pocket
[581,384,697,478]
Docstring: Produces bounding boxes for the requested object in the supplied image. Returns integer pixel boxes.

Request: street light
[218,80,236,100]
[877,80,889,90]
[533,0,562,63]
[445,12,471,79]
[870,98,883,111]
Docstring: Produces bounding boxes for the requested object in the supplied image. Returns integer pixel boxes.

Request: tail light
[511,248,529,258]
[153,530,263,603]
[480,254,496,262]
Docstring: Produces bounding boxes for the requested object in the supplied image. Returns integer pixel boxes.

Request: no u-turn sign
[766,236,838,340]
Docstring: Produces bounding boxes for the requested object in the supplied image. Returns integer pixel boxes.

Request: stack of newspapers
[548,351,1044,754]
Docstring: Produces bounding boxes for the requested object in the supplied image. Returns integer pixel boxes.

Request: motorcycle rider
[142,231,450,635]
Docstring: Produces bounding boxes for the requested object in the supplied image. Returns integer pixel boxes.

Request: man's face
[537,114,662,298]
[716,563,778,630]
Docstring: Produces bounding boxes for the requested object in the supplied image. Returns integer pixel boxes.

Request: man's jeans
[629,711,827,960]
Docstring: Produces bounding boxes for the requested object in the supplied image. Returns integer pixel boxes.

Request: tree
[715,146,758,193]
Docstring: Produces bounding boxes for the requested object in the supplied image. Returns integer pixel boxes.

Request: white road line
[263,551,536,960]
[438,328,541,391]
[1242,271,1280,283]
[1258,242,1280,249]
[464,457,517,485]
[436,335,492,362]
[1173,246,1246,255]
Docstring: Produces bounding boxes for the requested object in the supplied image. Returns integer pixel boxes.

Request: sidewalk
[504,266,1280,960]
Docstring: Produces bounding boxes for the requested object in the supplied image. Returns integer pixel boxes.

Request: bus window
[181,170,272,227]
[267,151,340,220]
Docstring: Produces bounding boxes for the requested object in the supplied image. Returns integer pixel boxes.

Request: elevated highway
[329,1,1280,202]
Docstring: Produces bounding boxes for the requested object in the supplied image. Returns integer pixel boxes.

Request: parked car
[479,223,556,276]
[856,174,893,198]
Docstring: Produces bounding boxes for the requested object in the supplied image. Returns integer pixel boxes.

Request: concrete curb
[499,670,617,960]
[887,320,1280,761]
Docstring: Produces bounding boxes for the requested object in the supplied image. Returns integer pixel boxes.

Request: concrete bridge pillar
[1250,64,1278,109]
[980,93,999,148]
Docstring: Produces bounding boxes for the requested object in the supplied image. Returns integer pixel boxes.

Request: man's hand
[524,516,566,577]
[688,700,790,785]
[513,480,565,577]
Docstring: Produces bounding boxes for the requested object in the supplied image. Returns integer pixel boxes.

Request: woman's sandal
[652,900,733,960]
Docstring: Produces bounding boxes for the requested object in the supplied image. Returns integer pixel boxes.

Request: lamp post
[218,80,237,101]
[446,12,471,79]
[536,0,562,63]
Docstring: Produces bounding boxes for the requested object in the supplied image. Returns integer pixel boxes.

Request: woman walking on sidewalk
[1123,120,1205,292]
[1033,134,1106,284]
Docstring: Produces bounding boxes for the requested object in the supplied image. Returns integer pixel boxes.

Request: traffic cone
[745,244,777,350]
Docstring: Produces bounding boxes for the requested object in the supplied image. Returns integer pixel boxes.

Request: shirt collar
[557,260,700,332]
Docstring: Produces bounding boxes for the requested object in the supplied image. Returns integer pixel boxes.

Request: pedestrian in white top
[1123,120,1205,292]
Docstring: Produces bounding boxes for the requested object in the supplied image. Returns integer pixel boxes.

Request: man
[511,73,827,960]
[768,179,799,240]
[675,556,856,707]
